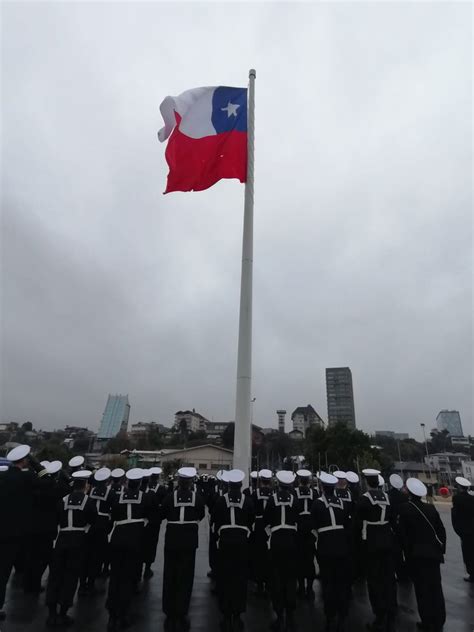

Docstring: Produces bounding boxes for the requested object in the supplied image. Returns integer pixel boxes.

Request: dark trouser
[296,531,316,582]
[106,545,142,619]
[209,524,218,572]
[252,528,269,585]
[217,540,249,615]
[0,536,23,609]
[142,523,160,566]
[46,544,85,609]
[317,555,352,618]
[366,551,397,620]
[162,547,196,617]
[269,541,297,614]
[23,533,55,593]
[409,559,445,630]
[461,537,474,576]
[82,529,108,585]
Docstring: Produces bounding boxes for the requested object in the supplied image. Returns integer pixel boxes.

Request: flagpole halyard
[233,69,256,485]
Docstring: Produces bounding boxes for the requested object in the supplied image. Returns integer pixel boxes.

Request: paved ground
[2,503,473,632]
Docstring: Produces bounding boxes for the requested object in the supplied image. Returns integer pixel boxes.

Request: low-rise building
[174,409,210,433]
[425,452,470,485]
[392,461,439,485]
[375,431,410,441]
[291,405,324,435]
[121,444,233,475]
[461,461,474,482]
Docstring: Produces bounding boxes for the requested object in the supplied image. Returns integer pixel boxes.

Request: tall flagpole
[233,69,256,483]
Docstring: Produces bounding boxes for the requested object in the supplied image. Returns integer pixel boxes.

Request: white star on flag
[221,101,240,117]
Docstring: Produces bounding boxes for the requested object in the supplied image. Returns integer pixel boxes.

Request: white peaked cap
[296,469,312,478]
[378,475,385,487]
[318,472,338,486]
[250,471,258,480]
[47,460,63,475]
[406,478,427,497]
[149,467,162,475]
[141,469,151,477]
[111,468,125,478]
[276,471,296,485]
[94,467,111,482]
[228,469,245,483]
[389,474,404,490]
[178,467,197,479]
[362,468,381,477]
[7,445,31,462]
[72,470,92,479]
[346,471,360,484]
[0,465,8,472]
[333,471,347,479]
[455,476,472,488]
[259,469,272,479]
[126,468,143,480]
[216,470,224,481]
[69,456,85,468]
[40,460,50,468]
[221,470,231,483]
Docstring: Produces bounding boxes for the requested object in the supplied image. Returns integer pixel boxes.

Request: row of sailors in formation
[0,446,472,632]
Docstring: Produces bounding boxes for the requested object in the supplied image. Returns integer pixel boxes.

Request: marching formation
[1,444,473,632]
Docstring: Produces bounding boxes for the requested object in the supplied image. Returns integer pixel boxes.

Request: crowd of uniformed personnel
[1,444,473,632]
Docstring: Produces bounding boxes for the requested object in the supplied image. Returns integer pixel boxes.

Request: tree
[429,429,451,453]
[36,441,71,464]
[163,459,182,478]
[22,421,33,432]
[222,423,235,449]
[103,431,132,454]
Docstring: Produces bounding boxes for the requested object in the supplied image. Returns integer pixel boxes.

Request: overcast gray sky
[1,2,472,440]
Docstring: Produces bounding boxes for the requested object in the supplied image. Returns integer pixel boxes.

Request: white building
[291,405,324,435]
[174,409,210,433]
[425,452,470,485]
[462,461,474,482]
[122,444,233,475]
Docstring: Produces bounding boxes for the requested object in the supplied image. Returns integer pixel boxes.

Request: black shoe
[143,567,154,580]
[57,613,74,627]
[78,584,89,596]
[325,618,336,632]
[107,617,119,632]
[233,615,244,629]
[336,617,347,632]
[271,615,284,632]
[0,610,6,621]
[305,586,315,600]
[46,614,57,627]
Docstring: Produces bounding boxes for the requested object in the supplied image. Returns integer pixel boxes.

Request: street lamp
[420,423,433,481]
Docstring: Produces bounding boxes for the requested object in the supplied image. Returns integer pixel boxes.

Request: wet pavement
[2,503,473,632]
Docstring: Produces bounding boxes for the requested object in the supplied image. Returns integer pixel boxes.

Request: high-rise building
[276,410,287,433]
[436,410,464,437]
[97,394,131,439]
[326,367,356,428]
[291,405,324,435]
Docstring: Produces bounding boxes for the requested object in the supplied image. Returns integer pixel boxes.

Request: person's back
[398,500,445,561]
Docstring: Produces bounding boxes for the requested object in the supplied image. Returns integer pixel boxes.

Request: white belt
[317,525,344,533]
[167,520,199,525]
[218,524,250,535]
[362,520,389,541]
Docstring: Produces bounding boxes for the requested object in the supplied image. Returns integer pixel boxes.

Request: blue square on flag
[211,87,247,133]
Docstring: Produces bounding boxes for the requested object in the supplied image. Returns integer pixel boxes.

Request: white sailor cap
[111,468,125,478]
[389,474,404,490]
[296,469,312,478]
[346,471,360,484]
[216,470,224,481]
[221,470,231,483]
[141,469,151,477]
[228,469,245,484]
[6,445,31,462]
[178,467,197,479]
[250,471,258,480]
[94,467,111,482]
[0,465,8,472]
[333,470,347,479]
[69,456,85,468]
[318,472,338,486]
[362,468,381,477]
[149,467,162,476]
[276,470,296,485]
[47,460,63,475]
[455,476,472,488]
[259,469,272,480]
[406,478,427,497]
[72,469,92,479]
[40,460,51,468]
[378,475,385,487]
[126,468,143,480]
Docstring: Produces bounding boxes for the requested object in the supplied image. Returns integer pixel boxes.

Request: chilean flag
[158,86,247,193]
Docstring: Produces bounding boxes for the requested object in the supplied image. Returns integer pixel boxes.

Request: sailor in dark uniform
[346,471,361,503]
[251,468,273,596]
[334,471,354,515]
[213,469,255,631]
[142,466,168,580]
[0,445,46,621]
[161,466,205,631]
[80,467,114,595]
[355,468,397,632]
[45,469,97,627]
[110,468,125,493]
[106,467,158,631]
[451,476,474,582]
[294,469,317,599]
[208,469,228,580]
[312,472,352,632]
[388,474,409,582]
[67,456,85,483]
[398,478,446,632]
[263,470,299,632]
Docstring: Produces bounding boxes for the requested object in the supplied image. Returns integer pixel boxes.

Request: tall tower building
[97,394,131,439]
[326,367,356,428]
[277,410,287,433]
[436,410,463,437]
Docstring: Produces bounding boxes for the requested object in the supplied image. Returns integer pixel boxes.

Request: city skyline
[2,3,472,443]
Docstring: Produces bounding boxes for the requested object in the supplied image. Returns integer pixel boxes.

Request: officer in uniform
[161,466,205,631]
[80,467,113,595]
[45,469,97,627]
[142,466,168,580]
[263,470,299,632]
[213,469,255,631]
[294,469,317,599]
[451,476,474,582]
[355,468,397,632]
[312,472,352,632]
[397,478,446,632]
[251,469,273,596]
[388,474,409,582]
